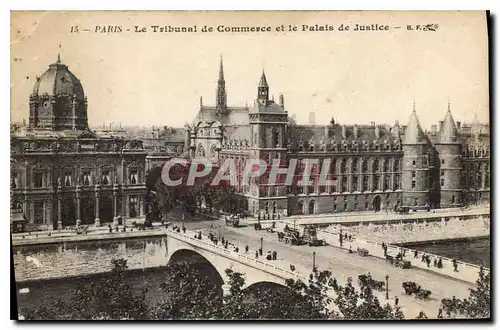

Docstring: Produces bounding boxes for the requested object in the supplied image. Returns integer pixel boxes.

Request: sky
[10,11,490,130]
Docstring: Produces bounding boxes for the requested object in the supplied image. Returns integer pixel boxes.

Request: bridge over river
[12,219,485,319]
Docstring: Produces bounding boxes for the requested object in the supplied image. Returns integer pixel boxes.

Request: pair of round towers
[402,105,461,209]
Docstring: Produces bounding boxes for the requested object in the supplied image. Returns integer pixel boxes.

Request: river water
[403,237,490,268]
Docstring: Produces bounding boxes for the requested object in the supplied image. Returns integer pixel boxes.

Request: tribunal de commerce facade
[186,58,490,217]
[10,55,151,230]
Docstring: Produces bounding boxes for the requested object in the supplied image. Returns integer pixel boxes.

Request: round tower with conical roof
[401,105,431,209]
[435,103,462,207]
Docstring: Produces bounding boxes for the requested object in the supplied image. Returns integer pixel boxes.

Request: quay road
[180,218,474,319]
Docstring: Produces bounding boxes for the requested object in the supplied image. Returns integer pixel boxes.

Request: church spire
[216,54,227,108]
[259,70,269,88]
[219,54,224,81]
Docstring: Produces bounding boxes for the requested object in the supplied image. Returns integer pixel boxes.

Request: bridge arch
[168,248,225,290]
[244,281,291,295]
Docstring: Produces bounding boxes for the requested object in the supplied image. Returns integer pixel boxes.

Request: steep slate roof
[228,125,251,140]
[194,106,250,126]
[437,109,459,144]
[248,99,285,114]
[402,110,427,145]
[287,124,400,150]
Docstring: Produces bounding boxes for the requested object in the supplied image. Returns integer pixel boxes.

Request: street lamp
[260,237,263,255]
[313,251,316,271]
[385,275,389,300]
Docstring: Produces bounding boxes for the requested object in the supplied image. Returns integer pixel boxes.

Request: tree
[220,268,331,319]
[331,275,404,320]
[148,262,223,320]
[442,268,490,319]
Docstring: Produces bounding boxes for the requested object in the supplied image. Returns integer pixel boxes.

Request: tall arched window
[352,158,358,173]
[373,158,379,172]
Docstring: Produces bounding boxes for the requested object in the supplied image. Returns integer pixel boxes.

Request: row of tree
[19,258,490,320]
[145,164,242,223]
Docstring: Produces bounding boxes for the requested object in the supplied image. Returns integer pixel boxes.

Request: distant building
[186,59,490,216]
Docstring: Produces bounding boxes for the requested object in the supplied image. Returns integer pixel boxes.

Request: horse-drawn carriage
[225,215,240,227]
[358,274,385,291]
[357,247,369,257]
[386,255,412,269]
[402,281,432,300]
[282,230,303,245]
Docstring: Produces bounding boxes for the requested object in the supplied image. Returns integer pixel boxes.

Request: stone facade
[187,59,490,216]
[11,56,148,229]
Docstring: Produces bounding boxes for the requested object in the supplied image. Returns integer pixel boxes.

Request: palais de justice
[187,58,490,217]
[10,56,490,229]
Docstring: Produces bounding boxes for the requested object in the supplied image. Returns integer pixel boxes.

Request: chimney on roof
[371,121,375,127]
[279,94,284,108]
[438,121,443,132]
[341,125,347,139]
[457,121,461,130]
[353,125,359,139]
[431,125,437,135]
[375,125,380,139]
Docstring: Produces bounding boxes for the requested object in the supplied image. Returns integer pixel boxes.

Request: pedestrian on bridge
[414,250,418,258]
[255,251,259,258]
[272,251,277,260]
[245,245,249,253]
[453,259,458,272]
[182,226,186,234]
[437,258,443,268]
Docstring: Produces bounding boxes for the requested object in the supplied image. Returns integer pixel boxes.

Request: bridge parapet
[166,228,305,283]
[317,229,488,285]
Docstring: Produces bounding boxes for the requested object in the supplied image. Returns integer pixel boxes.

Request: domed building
[11,55,148,230]
[29,54,88,131]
